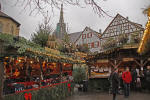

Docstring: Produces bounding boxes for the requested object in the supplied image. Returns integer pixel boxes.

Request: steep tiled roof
[0,11,20,27]
[69,32,82,43]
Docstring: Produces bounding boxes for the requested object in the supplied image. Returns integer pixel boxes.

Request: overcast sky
[1,0,150,39]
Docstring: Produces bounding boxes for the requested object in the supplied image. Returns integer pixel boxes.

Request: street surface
[66,91,150,100]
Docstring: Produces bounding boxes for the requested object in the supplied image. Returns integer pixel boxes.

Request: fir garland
[0,33,85,64]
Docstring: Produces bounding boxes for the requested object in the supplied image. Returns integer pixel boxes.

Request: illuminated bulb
[18,59,21,62]
[30,61,33,64]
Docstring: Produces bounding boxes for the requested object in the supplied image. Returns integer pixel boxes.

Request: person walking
[144,66,150,91]
[131,67,137,91]
[110,68,120,100]
[122,67,132,98]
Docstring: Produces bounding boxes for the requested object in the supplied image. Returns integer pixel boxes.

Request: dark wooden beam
[0,62,4,100]
[134,59,148,67]
[109,60,122,68]
[0,41,4,100]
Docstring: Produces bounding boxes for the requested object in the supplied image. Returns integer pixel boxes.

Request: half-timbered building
[100,14,144,52]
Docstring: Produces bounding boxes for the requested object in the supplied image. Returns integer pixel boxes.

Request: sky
[1,0,150,39]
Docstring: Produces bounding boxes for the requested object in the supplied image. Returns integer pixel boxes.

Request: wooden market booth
[86,44,150,90]
[0,33,85,100]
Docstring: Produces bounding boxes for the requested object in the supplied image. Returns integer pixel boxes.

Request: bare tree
[31,11,53,47]
[3,0,112,17]
[143,5,150,15]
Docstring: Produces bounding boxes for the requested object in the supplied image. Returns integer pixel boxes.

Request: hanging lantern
[46,58,48,62]
[37,57,39,62]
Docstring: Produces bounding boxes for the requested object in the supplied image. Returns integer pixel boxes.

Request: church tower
[53,4,67,40]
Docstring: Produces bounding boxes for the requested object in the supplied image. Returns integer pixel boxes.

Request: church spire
[59,4,64,24]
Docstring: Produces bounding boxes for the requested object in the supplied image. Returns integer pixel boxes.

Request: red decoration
[67,83,71,92]
[24,93,32,100]
[28,93,32,100]
[24,93,29,100]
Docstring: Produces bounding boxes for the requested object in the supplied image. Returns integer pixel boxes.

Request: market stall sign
[123,58,134,62]
[97,59,109,63]
[45,47,60,55]
[123,44,138,49]
[74,52,87,57]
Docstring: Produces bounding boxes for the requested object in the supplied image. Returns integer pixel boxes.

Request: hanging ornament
[10,56,13,62]
[46,58,48,62]
[34,56,37,60]
[25,56,27,62]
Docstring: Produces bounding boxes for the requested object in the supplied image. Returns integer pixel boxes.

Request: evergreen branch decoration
[0,33,85,64]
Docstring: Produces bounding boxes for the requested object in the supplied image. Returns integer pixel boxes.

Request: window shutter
[97,41,100,47]
[91,42,94,48]
[82,34,86,39]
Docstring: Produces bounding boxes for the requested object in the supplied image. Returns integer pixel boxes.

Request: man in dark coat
[110,68,120,100]
[144,66,150,91]
[131,68,137,91]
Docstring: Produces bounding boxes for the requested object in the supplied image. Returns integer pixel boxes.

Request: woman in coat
[110,68,120,100]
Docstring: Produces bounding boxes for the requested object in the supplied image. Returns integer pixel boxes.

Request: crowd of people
[109,66,150,100]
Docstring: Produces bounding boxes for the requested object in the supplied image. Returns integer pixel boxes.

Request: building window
[82,34,86,39]
[11,26,14,34]
[94,41,100,48]
[88,43,91,49]
[0,22,3,33]
[87,32,92,38]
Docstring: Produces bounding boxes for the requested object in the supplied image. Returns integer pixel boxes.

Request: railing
[4,80,73,100]
[3,77,70,95]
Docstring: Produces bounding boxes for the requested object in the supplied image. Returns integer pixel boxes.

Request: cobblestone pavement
[66,91,150,100]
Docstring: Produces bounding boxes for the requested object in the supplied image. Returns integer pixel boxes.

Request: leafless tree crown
[3,0,112,17]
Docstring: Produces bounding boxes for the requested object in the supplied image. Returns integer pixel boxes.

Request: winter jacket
[111,72,120,94]
[122,71,132,84]
[145,70,150,82]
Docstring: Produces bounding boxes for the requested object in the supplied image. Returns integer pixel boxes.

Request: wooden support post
[88,65,91,78]
[0,40,4,100]
[59,63,63,82]
[39,61,44,87]
[134,59,148,68]
[109,60,122,68]
[0,62,4,100]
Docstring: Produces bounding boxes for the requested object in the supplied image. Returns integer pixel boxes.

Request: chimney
[126,16,129,20]
[99,29,102,33]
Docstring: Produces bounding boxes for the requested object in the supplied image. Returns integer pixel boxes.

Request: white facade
[75,27,101,53]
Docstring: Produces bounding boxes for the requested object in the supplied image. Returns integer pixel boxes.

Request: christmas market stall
[86,44,150,91]
[0,33,85,100]
[85,13,147,91]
